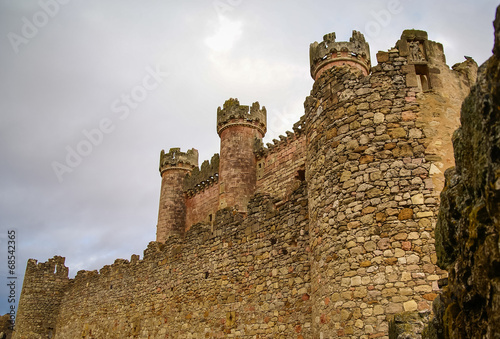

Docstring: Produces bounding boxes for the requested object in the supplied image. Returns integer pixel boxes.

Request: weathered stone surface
[13,22,482,339]
[157,148,199,241]
[14,186,312,339]
[0,313,13,339]
[304,27,475,339]
[425,6,500,338]
[389,311,430,339]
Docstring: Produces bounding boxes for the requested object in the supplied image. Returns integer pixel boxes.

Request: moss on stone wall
[426,6,500,338]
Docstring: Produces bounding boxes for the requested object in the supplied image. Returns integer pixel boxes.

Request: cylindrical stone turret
[217,98,267,214]
[157,147,198,242]
[304,29,477,337]
[309,30,371,80]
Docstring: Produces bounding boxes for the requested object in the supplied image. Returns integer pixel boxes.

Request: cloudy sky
[0,0,498,314]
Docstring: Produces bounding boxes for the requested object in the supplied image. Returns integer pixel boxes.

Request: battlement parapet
[254,115,306,159]
[217,98,267,136]
[310,30,371,80]
[26,255,69,278]
[14,18,492,338]
[254,130,301,159]
[184,153,220,196]
[159,148,198,174]
[74,269,99,282]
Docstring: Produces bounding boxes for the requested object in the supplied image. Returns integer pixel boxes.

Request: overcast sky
[0,0,498,314]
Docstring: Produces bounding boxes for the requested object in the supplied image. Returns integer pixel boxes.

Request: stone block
[403,300,418,312]
[376,51,390,63]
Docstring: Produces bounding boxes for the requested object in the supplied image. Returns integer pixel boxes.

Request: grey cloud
[0,0,497,313]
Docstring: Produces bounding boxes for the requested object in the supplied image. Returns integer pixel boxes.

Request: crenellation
[14,256,70,338]
[157,147,199,242]
[14,21,491,338]
[310,30,371,79]
[217,98,267,214]
[183,153,219,195]
[255,117,306,162]
[74,269,99,282]
[159,147,198,173]
[26,256,69,279]
[216,98,267,136]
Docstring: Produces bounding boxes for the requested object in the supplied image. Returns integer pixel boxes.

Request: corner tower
[310,30,371,80]
[157,147,198,242]
[304,28,477,338]
[217,98,266,214]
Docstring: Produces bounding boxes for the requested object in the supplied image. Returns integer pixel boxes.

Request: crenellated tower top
[216,98,267,137]
[159,147,198,174]
[309,30,371,80]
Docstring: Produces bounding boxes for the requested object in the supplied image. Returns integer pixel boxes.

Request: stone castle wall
[304,31,475,338]
[185,183,219,231]
[15,184,311,339]
[13,257,69,338]
[256,131,307,201]
[183,130,308,230]
[423,8,500,337]
[184,119,308,230]
[13,27,482,339]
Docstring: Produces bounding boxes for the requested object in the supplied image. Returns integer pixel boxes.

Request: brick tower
[216,98,266,214]
[309,30,371,80]
[156,147,198,242]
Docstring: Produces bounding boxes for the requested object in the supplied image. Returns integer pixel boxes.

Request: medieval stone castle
[13,26,482,338]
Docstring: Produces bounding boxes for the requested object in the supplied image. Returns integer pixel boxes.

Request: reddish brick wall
[157,168,189,242]
[256,134,306,200]
[315,58,369,79]
[185,183,219,231]
[218,125,263,213]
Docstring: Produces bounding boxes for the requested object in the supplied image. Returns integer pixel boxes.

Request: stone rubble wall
[184,118,307,229]
[304,32,474,338]
[12,257,69,339]
[15,184,311,339]
[13,28,481,339]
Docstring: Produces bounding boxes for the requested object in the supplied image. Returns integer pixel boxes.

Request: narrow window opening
[415,64,431,91]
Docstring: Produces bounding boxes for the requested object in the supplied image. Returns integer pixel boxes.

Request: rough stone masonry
[390,7,500,339]
[13,14,489,339]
